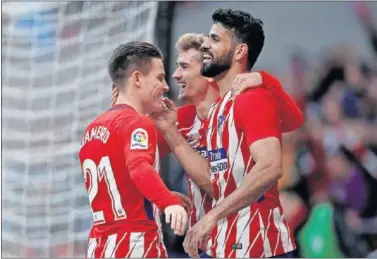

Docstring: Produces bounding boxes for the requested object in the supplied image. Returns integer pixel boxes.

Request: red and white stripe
[179,113,203,149]
[179,113,212,228]
[86,231,167,258]
[153,144,164,236]
[85,144,168,259]
[205,91,295,258]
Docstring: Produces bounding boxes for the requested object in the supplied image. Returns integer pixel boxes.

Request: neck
[115,92,145,114]
[216,64,248,97]
[192,83,219,120]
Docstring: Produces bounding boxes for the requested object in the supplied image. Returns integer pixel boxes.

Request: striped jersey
[176,105,213,228]
[205,89,296,258]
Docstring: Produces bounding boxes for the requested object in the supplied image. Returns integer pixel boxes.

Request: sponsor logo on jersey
[208,148,228,173]
[130,128,148,149]
[194,147,208,158]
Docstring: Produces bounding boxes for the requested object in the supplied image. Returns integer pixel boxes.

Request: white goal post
[2,1,159,257]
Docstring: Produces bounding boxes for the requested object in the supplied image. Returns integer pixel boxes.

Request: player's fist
[164,205,188,236]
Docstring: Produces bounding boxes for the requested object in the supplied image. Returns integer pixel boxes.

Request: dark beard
[200,61,230,78]
[200,51,233,78]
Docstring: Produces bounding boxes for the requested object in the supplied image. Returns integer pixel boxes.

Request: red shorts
[86,231,167,258]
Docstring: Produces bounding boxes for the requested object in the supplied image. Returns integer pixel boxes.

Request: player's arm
[158,124,213,197]
[125,117,188,235]
[153,100,213,197]
[231,71,303,132]
[156,105,194,159]
[125,118,181,209]
[157,131,171,159]
[205,89,283,221]
[259,71,304,132]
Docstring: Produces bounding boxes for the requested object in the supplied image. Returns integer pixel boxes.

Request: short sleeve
[123,116,157,167]
[177,104,198,129]
[234,88,281,147]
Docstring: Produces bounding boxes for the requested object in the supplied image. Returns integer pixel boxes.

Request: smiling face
[200,23,234,78]
[137,57,169,113]
[172,48,209,103]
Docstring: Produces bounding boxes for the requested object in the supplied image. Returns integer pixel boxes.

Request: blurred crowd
[165,2,377,258]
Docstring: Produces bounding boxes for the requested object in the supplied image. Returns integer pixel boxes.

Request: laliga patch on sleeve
[130,128,149,150]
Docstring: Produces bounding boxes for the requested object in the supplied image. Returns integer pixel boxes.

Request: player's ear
[234,43,248,62]
[131,70,142,88]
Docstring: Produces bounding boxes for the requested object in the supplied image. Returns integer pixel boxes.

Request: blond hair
[175,33,205,52]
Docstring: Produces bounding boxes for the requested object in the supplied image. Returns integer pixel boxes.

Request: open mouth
[202,52,212,63]
[158,95,167,109]
[178,83,187,89]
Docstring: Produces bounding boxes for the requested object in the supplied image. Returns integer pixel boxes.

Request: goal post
[2,1,159,257]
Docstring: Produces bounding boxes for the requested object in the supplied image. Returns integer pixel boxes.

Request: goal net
[2,2,159,257]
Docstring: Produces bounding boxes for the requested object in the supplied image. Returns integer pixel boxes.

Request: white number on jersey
[82,156,126,224]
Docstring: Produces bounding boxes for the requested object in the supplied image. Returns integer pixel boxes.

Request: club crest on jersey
[130,128,148,150]
[217,114,226,131]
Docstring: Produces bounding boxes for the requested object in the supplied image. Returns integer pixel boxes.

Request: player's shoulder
[118,111,155,132]
[177,104,197,126]
[94,107,154,134]
[127,115,156,150]
[235,87,275,104]
[136,114,156,130]
[93,106,136,124]
[233,88,276,116]
[177,104,196,118]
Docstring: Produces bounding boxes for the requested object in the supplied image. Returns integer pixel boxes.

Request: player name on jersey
[81,126,110,147]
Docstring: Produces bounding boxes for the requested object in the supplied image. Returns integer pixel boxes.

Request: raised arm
[159,125,213,197]
[259,71,304,132]
[230,71,304,132]
[124,117,188,235]
[151,99,213,197]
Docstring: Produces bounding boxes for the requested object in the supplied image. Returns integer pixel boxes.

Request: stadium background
[2,1,377,257]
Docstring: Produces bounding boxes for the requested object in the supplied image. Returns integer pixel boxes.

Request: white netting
[2,1,159,257]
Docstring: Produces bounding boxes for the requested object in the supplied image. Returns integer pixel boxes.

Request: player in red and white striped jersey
[111,34,303,257]
[155,32,304,234]
[79,42,188,258]
[157,34,218,231]
[152,10,303,258]
[186,9,297,258]
[112,34,303,235]
[169,104,212,229]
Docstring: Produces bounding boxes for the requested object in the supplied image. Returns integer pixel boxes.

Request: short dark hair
[107,41,163,88]
[212,8,265,70]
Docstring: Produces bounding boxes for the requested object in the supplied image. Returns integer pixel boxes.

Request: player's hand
[111,86,119,106]
[172,191,193,213]
[183,214,216,258]
[231,72,263,98]
[150,98,178,130]
[164,204,188,236]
